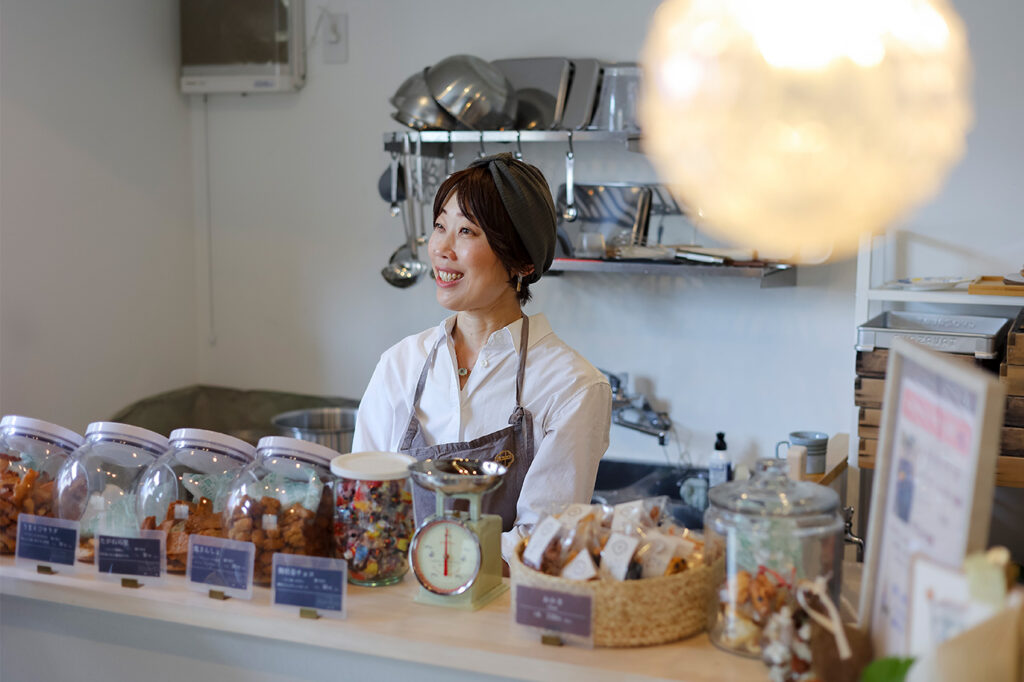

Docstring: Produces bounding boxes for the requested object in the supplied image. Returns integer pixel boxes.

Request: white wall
[0,0,196,433]
[193,0,1023,468]
[0,0,1019,466]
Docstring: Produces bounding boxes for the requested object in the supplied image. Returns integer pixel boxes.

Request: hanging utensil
[514,130,524,161]
[563,131,578,222]
[445,132,456,177]
[381,208,428,288]
[389,151,401,216]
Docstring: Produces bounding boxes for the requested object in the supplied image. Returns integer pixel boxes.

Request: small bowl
[426,55,517,130]
[390,68,461,131]
[408,458,507,495]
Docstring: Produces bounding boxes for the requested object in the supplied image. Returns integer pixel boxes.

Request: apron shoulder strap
[515,314,529,408]
[412,333,445,408]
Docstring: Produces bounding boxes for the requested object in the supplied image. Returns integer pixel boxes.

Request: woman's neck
[453,305,523,356]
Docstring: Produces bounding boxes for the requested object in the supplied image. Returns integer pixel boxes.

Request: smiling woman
[351,154,612,563]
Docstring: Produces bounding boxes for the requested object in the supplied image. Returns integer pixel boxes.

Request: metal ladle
[381,135,429,287]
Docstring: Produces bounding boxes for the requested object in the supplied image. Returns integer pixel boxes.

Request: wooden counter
[0,556,767,682]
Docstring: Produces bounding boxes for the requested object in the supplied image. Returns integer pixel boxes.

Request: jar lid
[330,451,415,481]
[256,436,338,465]
[708,458,839,517]
[85,421,170,453]
[169,428,256,461]
[0,415,85,450]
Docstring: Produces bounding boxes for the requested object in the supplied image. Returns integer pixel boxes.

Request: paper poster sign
[515,585,593,645]
[96,532,165,583]
[15,514,79,571]
[271,554,347,619]
[186,534,254,600]
[860,338,1004,657]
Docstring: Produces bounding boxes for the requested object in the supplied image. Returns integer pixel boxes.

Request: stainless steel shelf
[866,287,1024,307]
[549,258,797,288]
[383,130,639,155]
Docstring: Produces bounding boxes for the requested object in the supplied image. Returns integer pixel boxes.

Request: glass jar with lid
[135,428,256,573]
[223,436,337,586]
[55,422,170,563]
[331,451,416,586]
[705,458,843,657]
[0,415,85,554]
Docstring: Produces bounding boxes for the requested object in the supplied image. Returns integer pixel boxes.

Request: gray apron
[399,316,535,532]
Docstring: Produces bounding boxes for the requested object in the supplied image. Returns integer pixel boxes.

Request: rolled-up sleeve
[501,379,612,560]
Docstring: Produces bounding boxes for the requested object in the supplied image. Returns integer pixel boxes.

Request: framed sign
[858,337,1005,656]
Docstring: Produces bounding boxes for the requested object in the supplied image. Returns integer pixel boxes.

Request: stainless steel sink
[592,459,708,529]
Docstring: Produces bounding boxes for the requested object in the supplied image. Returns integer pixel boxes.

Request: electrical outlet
[322,11,348,64]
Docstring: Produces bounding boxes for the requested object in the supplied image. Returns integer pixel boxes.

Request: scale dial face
[410,517,481,595]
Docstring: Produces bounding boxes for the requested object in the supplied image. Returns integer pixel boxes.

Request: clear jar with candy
[331,451,415,586]
[0,416,85,554]
[222,436,337,586]
[704,458,843,657]
[134,429,256,573]
[55,422,170,563]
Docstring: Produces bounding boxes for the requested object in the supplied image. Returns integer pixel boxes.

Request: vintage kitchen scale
[407,459,508,610]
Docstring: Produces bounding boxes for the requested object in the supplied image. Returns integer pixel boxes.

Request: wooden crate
[1001,363,1024,396]
[855,348,997,379]
[1006,396,1024,428]
[854,377,886,409]
[857,449,1024,488]
[1003,426,1024,457]
[1009,308,1024,365]
[858,407,881,440]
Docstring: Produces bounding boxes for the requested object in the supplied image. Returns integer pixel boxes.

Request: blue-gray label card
[516,585,593,639]
[271,554,347,619]
[15,514,78,567]
[187,535,254,600]
[97,534,163,578]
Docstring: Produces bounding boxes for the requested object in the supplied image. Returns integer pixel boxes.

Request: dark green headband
[467,153,556,284]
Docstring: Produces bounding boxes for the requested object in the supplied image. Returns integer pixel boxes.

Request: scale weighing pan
[408,459,507,495]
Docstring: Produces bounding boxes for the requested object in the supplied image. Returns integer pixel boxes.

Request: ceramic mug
[776,431,829,474]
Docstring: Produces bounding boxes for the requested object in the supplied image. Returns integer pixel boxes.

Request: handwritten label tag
[15,514,79,572]
[515,585,593,646]
[271,554,347,619]
[96,532,166,583]
[186,534,254,600]
[522,516,564,569]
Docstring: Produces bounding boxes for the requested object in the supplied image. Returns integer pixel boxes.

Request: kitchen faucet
[601,369,672,446]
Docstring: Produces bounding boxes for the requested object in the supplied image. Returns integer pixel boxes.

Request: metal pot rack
[381,129,797,288]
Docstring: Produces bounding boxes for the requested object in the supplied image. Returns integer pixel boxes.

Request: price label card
[271,554,348,619]
[515,585,594,647]
[96,532,166,584]
[15,514,80,572]
[186,534,254,600]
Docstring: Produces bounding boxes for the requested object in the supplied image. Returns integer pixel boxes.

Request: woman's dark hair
[432,165,535,304]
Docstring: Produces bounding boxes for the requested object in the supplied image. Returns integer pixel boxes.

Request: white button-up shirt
[351,313,612,558]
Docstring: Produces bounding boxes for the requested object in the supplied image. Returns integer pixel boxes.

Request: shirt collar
[437,313,553,356]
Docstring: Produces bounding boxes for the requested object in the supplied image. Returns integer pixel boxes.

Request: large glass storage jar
[705,458,843,657]
[55,422,170,563]
[135,429,256,573]
[0,416,85,554]
[223,436,337,586]
[331,451,415,587]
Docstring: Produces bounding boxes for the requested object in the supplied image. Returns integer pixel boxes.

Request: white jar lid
[85,421,170,453]
[331,451,415,481]
[0,415,85,450]
[256,436,339,465]
[169,428,256,461]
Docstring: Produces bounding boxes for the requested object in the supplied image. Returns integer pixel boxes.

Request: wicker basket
[510,542,723,647]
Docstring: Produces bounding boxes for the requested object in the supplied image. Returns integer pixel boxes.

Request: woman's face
[429,192,516,313]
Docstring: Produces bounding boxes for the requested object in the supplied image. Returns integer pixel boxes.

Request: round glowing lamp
[640,0,972,262]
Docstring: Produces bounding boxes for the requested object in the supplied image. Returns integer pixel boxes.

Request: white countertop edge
[1,559,755,682]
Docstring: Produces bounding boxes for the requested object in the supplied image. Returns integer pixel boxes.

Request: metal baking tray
[856,311,1013,359]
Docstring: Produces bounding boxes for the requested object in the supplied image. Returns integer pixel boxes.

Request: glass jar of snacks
[0,415,85,554]
[222,436,337,586]
[330,451,415,586]
[705,458,843,657]
[135,429,256,573]
[55,422,170,563]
